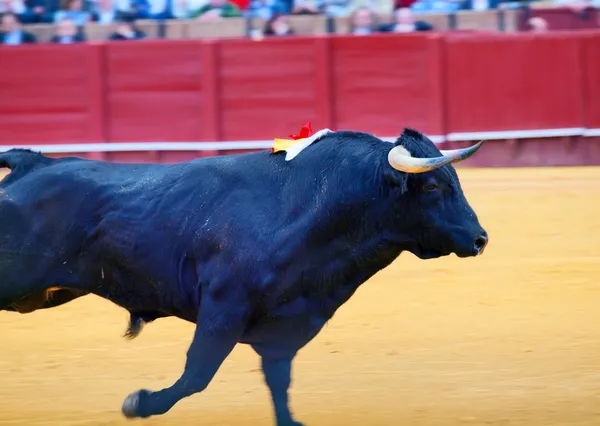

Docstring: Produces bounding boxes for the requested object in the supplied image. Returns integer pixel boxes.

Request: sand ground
[1,166,599,426]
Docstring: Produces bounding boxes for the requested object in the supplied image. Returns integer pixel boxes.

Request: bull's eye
[423,183,439,193]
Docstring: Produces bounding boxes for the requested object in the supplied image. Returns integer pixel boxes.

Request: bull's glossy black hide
[0,129,486,426]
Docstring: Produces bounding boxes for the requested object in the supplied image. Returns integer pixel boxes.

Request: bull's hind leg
[0,256,63,312]
[121,293,248,419]
[248,317,327,426]
[256,353,304,426]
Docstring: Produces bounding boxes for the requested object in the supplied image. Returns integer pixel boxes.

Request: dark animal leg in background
[261,356,305,426]
[121,300,246,419]
[2,289,89,314]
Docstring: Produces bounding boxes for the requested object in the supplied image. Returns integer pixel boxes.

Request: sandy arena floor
[1,166,599,426]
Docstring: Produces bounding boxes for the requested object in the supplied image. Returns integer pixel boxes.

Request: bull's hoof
[122,389,151,419]
[278,419,306,426]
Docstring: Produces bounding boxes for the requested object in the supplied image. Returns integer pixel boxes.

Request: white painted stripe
[583,128,600,137]
[380,135,445,144]
[0,135,444,154]
[0,129,595,154]
[446,128,586,141]
[0,141,275,153]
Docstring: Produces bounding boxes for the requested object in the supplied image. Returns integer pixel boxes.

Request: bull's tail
[124,311,166,340]
[0,149,53,181]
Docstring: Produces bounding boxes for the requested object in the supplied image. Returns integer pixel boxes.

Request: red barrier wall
[1,31,600,167]
[582,32,600,130]
[218,37,328,141]
[105,40,206,143]
[331,33,444,138]
[443,32,583,135]
[0,44,104,144]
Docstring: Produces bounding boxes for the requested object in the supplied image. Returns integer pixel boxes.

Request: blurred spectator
[264,12,294,34]
[394,0,418,7]
[229,0,249,9]
[100,0,159,20]
[190,0,242,19]
[51,16,85,41]
[528,16,548,32]
[553,0,596,10]
[0,11,36,44]
[90,0,120,22]
[145,0,174,19]
[461,0,507,10]
[319,0,353,16]
[292,0,351,17]
[410,0,461,13]
[23,0,62,23]
[171,0,211,18]
[291,0,319,14]
[108,13,145,38]
[349,6,377,34]
[349,0,394,17]
[379,7,432,31]
[0,0,29,21]
[248,0,289,19]
[54,0,92,25]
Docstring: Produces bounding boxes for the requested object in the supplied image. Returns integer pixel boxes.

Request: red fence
[1,30,600,166]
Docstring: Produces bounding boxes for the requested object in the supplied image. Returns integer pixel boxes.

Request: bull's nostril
[474,235,488,253]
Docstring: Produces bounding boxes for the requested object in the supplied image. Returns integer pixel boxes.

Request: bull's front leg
[121,293,248,419]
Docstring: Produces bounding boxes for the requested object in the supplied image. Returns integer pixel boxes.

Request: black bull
[0,128,488,426]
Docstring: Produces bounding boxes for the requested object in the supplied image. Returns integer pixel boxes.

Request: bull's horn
[439,140,486,164]
[388,140,485,174]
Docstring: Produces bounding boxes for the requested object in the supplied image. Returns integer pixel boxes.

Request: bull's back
[1,154,174,255]
[1,148,291,262]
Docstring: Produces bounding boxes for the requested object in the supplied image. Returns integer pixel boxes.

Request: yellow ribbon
[273,137,305,153]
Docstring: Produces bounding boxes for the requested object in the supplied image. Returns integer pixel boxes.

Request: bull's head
[385,129,488,259]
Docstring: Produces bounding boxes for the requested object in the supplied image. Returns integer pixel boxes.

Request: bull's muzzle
[473,231,488,256]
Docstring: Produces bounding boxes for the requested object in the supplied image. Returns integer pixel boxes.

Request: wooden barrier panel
[417,13,451,31]
[582,31,600,132]
[332,17,352,34]
[217,36,329,141]
[0,44,104,144]
[186,18,247,39]
[331,33,445,139]
[135,20,161,38]
[165,20,188,39]
[455,10,509,32]
[84,23,117,41]
[26,24,55,42]
[443,32,584,139]
[287,14,329,35]
[104,40,207,142]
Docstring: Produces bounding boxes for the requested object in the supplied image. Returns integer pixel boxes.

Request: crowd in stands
[0,0,598,44]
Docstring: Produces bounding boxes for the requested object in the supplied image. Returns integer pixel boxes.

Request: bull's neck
[303,167,406,290]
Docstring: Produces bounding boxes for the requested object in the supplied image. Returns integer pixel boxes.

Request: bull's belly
[240,300,330,355]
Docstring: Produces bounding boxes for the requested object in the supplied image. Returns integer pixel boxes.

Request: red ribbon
[289,122,314,140]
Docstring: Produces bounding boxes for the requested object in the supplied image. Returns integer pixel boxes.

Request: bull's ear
[383,164,408,194]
